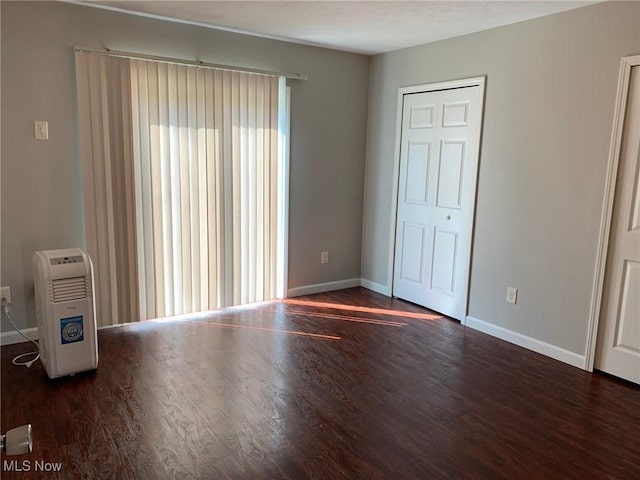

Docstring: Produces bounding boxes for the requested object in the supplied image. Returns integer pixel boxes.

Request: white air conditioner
[33,248,98,379]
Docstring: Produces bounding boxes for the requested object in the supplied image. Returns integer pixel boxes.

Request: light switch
[35,120,48,140]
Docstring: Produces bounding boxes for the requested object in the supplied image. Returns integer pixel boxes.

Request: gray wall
[362,1,640,355]
[0,1,370,331]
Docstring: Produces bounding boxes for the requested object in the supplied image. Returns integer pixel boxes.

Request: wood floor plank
[1,287,638,479]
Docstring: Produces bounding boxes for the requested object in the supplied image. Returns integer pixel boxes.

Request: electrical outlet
[1,286,12,306]
[321,251,329,264]
[506,287,518,305]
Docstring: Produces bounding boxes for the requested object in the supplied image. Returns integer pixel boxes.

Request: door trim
[585,55,640,371]
[387,76,486,322]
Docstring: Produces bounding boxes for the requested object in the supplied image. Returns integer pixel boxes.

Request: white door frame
[585,55,640,371]
[387,76,486,320]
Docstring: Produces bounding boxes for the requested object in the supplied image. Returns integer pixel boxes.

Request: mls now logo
[3,459,63,472]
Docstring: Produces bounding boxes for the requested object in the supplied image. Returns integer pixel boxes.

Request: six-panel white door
[595,66,640,385]
[393,86,482,321]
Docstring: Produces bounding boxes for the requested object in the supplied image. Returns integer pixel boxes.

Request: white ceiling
[80,1,596,55]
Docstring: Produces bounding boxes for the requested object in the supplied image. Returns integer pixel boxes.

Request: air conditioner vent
[52,277,87,303]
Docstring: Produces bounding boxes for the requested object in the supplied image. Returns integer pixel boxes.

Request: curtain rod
[73,47,307,81]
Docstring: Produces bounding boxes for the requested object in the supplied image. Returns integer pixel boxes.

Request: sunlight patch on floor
[281,299,443,321]
[254,307,408,327]
[170,319,341,340]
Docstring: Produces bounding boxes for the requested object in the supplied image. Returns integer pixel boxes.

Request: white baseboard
[359,278,391,296]
[465,316,585,369]
[1,323,129,346]
[1,327,38,346]
[287,278,361,297]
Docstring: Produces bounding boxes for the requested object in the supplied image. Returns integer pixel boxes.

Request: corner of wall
[359,278,391,296]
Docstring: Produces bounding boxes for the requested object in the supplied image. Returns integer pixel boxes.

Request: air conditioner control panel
[50,256,84,265]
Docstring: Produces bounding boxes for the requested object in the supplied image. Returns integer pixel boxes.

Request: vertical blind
[74,53,139,327]
[130,60,280,319]
[75,51,281,324]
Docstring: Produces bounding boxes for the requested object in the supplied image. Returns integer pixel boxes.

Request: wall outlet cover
[1,286,11,306]
[506,287,518,304]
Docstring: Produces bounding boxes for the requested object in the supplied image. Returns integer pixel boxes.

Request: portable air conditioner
[33,248,98,379]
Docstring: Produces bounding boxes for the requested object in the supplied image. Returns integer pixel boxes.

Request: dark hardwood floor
[1,287,639,479]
